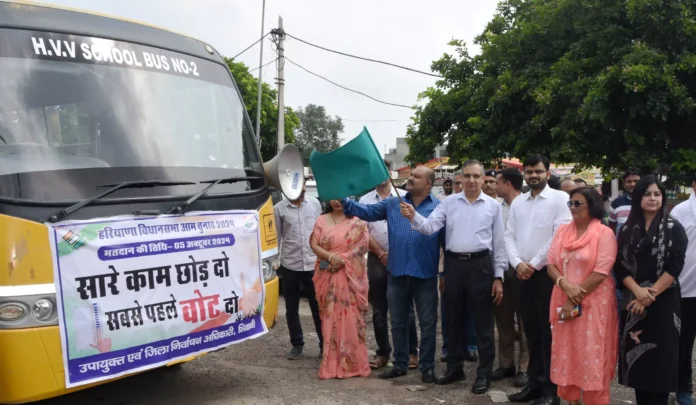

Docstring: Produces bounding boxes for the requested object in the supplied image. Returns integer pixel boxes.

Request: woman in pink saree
[310,199,371,379]
[547,187,618,405]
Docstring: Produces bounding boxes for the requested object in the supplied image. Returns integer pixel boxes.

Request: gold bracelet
[556,276,565,288]
[328,254,334,264]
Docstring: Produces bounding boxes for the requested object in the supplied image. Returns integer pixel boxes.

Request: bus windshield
[0,29,260,201]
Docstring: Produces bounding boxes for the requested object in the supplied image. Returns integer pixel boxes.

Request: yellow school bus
[0,1,285,403]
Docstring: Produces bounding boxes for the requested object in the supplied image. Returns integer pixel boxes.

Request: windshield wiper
[165,176,263,215]
[47,180,196,223]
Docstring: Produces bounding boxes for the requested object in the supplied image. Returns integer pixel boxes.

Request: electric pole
[255,0,266,147]
[276,16,286,153]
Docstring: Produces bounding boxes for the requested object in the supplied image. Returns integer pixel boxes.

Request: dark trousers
[440,292,478,354]
[494,266,528,371]
[281,267,322,347]
[679,297,696,393]
[443,253,495,378]
[367,253,418,358]
[634,389,669,405]
[387,274,438,373]
[520,267,556,396]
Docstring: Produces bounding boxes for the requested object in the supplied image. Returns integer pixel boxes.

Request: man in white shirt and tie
[505,155,572,405]
[401,160,505,395]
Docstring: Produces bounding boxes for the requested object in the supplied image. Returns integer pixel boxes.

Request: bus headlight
[32,298,55,322]
[0,284,59,328]
[262,260,275,282]
[0,303,26,321]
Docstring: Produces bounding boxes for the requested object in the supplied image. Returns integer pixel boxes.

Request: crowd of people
[273,154,696,405]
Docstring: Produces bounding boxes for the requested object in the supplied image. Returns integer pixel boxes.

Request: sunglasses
[567,200,586,208]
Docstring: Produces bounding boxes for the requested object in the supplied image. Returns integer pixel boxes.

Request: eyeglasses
[567,200,586,208]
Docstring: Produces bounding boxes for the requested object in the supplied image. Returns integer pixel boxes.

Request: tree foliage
[294,104,344,163]
[407,0,696,176]
[225,58,300,162]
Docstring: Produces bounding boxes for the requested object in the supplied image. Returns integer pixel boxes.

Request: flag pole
[383,162,405,205]
[388,177,405,205]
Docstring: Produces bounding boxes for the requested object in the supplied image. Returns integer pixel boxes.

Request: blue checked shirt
[342,193,442,279]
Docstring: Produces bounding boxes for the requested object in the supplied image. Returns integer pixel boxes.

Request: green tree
[407,0,696,177]
[225,58,300,162]
[294,104,344,163]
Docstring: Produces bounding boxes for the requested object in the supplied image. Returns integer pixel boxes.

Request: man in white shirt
[439,172,480,364]
[505,155,571,405]
[359,179,419,370]
[453,173,464,193]
[401,160,505,395]
[668,181,696,405]
[492,168,529,387]
[274,182,323,360]
[436,179,454,201]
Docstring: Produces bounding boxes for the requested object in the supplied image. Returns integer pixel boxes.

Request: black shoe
[465,350,478,362]
[436,370,465,385]
[472,377,491,394]
[532,396,560,405]
[514,371,529,388]
[286,345,303,360]
[509,386,542,403]
[422,369,437,384]
[378,367,407,379]
[490,367,516,381]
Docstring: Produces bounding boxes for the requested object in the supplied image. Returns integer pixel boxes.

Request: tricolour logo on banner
[47,211,267,388]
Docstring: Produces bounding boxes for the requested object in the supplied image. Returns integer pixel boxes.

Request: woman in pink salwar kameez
[310,199,371,379]
[547,187,618,405]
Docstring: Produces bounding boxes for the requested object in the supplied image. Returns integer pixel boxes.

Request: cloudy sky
[42,0,498,157]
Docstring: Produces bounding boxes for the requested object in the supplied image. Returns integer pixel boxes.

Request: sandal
[370,355,389,370]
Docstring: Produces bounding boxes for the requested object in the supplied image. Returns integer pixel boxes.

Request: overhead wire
[262,58,274,80]
[231,32,270,60]
[270,29,285,71]
[284,32,443,78]
[343,119,411,122]
[284,56,413,109]
[250,55,279,73]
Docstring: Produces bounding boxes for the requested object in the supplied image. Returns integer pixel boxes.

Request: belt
[445,250,489,260]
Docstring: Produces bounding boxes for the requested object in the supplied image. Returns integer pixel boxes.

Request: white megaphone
[264,144,305,201]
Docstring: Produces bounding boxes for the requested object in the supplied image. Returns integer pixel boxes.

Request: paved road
[41,296,643,405]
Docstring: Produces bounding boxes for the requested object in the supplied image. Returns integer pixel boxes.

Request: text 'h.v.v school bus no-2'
[0,1,306,402]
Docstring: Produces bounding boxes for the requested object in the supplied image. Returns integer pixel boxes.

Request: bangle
[556,276,565,288]
[328,254,334,263]
[379,252,386,259]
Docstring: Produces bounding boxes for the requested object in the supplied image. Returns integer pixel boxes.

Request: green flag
[309,127,390,201]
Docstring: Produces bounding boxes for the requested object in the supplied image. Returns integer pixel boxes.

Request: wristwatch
[494,277,503,282]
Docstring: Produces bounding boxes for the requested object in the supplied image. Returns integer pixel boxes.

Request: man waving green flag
[309,127,390,201]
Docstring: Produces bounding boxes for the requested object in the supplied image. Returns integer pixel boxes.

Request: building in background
[384,137,447,170]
